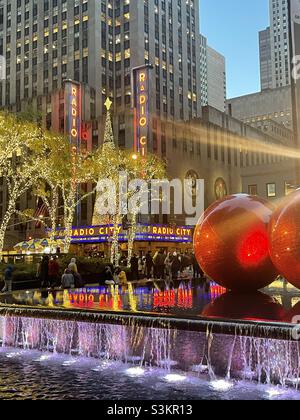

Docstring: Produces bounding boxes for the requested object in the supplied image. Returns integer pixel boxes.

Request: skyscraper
[259,27,273,90]
[206,46,226,112]
[259,0,291,90]
[0,0,202,154]
[270,0,291,88]
[198,35,226,112]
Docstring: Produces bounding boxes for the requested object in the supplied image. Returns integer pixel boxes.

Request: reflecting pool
[0,348,299,400]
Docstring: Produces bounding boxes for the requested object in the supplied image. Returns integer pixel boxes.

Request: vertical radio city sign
[64,79,82,225]
[65,79,82,151]
[132,65,153,156]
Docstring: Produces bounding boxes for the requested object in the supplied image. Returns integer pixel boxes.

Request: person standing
[154,250,166,280]
[138,255,146,279]
[61,269,75,289]
[40,255,50,289]
[68,258,78,274]
[145,252,154,279]
[130,254,139,281]
[171,252,181,281]
[48,256,60,288]
[192,253,202,279]
[2,263,14,293]
[164,252,173,281]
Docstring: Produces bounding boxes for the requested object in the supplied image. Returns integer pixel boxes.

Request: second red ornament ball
[194,194,278,291]
[269,190,300,289]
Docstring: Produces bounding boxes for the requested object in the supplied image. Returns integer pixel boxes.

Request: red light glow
[238,230,269,267]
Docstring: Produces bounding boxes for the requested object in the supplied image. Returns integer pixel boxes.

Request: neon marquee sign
[53,224,193,244]
[133,65,152,157]
[65,79,81,149]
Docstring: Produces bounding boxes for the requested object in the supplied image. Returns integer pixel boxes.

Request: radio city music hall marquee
[55,224,193,244]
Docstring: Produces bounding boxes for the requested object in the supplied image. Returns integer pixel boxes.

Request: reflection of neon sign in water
[153,289,193,309]
[68,291,122,311]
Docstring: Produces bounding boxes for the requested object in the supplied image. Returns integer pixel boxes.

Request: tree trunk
[63,189,76,254]
[111,214,121,266]
[49,187,59,243]
[0,200,16,256]
[127,213,138,268]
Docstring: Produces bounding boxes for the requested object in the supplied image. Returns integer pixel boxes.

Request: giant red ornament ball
[269,190,300,289]
[194,194,278,291]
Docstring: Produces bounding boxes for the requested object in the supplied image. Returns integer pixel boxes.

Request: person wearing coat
[61,269,75,289]
[68,258,78,273]
[130,254,139,281]
[40,255,50,288]
[2,264,14,293]
[145,252,154,279]
[48,256,60,288]
[171,253,181,281]
[154,250,166,280]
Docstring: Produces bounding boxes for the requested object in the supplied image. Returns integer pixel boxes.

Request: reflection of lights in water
[164,374,186,383]
[266,388,287,399]
[33,355,52,362]
[126,367,145,377]
[128,283,138,312]
[192,364,209,374]
[242,369,255,379]
[286,378,300,386]
[127,356,142,363]
[62,360,77,367]
[92,361,122,372]
[6,352,21,359]
[210,380,234,392]
[159,359,178,368]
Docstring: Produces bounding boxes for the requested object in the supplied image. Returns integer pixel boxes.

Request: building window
[285,181,296,196]
[267,183,276,198]
[248,185,258,196]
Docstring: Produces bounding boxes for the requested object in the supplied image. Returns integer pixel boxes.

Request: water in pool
[0,348,299,400]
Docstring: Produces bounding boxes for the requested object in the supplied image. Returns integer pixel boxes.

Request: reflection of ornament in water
[194,194,278,291]
[202,291,285,322]
[269,190,300,290]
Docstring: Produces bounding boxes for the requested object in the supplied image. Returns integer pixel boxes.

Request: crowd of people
[36,256,85,290]
[127,250,204,283]
[1,249,205,293]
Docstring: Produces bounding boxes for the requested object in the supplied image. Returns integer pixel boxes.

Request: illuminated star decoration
[104,97,113,112]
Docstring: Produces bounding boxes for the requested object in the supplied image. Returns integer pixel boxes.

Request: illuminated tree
[0,113,46,254]
[34,132,71,243]
[92,99,124,265]
[92,99,166,266]
[59,151,97,253]
[125,152,165,265]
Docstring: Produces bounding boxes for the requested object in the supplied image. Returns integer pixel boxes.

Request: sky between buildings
[200,0,270,99]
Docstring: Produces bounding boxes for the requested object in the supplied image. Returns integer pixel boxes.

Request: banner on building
[132,65,152,156]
